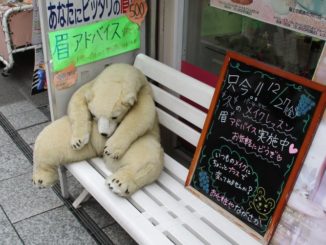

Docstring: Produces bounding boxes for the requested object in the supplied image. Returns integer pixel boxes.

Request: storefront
[158,0,325,85]
[37,1,326,243]
[157,1,326,244]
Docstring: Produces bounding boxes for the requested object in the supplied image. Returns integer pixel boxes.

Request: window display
[183,1,325,85]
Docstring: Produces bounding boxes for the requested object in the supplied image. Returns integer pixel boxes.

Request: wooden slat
[163,154,189,183]
[157,171,261,245]
[157,108,200,146]
[91,160,179,228]
[90,158,207,244]
[144,184,231,245]
[91,156,231,244]
[65,161,173,245]
[151,83,207,129]
[134,54,214,109]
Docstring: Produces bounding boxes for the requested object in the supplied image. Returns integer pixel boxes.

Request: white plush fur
[32,64,164,196]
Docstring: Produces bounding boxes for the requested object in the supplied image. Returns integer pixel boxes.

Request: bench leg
[72,189,91,208]
[58,166,70,199]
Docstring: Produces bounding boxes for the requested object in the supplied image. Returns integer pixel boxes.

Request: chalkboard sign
[186,52,326,243]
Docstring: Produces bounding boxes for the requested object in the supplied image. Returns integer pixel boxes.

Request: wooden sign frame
[186,51,326,243]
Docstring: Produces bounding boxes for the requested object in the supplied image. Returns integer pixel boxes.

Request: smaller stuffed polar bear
[32,64,164,196]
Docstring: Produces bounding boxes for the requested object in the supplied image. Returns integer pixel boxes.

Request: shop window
[183,0,325,86]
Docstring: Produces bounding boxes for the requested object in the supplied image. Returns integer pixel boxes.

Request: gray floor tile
[0,101,36,117]
[26,91,50,108]
[18,122,50,145]
[66,175,84,200]
[82,199,116,229]
[0,171,63,223]
[14,206,97,245]
[0,90,25,107]
[0,143,31,181]
[0,50,130,244]
[0,127,13,146]
[66,175,115,228]
[6,109,49,130]
[0,206,23,245]
[103,223,137,245]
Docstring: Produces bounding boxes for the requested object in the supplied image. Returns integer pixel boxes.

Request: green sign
[49,16,140,72]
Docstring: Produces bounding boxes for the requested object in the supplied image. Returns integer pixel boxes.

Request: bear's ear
[121,93,137,107]
[85,90,94,102]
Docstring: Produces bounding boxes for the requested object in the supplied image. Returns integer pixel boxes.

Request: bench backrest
[134,54,214,148]
[133,55,262,244]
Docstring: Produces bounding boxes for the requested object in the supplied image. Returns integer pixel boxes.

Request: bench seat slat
[160,223,210,245]
[91,157,231,244]
[130,189,184,226]
[65,161,172,245]
[157,171,261,245]
[90,154,189,187]
[143,184,232,245]
[90,158,214,244]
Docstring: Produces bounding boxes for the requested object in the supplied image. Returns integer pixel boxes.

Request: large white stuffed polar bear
[32,64,164,196]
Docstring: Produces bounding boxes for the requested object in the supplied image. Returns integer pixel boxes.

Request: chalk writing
[248,187,275,221]
[210,189,262,228]
[198,170,209,194]
[207,145,259,204]
[188,52,324,237]
[296,94,316,117]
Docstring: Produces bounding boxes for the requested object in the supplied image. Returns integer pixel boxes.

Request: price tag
[126,0,148,26]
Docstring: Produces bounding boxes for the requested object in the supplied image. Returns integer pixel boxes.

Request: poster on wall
[45,0,142,73]
[45,0,132,31]
[48,15,140,72]
[31,0,47,95]
[210,0,326,40]
[186,52,326,243]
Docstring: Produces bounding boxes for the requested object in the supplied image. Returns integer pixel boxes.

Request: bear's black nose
[101,133,108,137]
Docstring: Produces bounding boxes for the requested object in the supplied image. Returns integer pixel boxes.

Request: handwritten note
[126,0,148,25]
[186,52,326,242]
[48,15,140,72]
[53,64,78,90]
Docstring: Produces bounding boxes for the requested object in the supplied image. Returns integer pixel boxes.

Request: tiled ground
[0,51,136,244]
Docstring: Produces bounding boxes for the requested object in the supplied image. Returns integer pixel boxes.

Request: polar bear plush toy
[32,64,164,196]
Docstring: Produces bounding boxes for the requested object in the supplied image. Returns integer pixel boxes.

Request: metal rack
[0,3,37,76]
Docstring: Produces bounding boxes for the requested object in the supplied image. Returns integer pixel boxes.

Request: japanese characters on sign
[48,15,140,72]
[46,0,131,30]
[186,52,326,242]
[126,0,148,25]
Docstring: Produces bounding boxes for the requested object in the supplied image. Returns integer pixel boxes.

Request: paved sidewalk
[0,51,136,245]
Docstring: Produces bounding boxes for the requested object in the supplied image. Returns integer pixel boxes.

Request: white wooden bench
[60,54,260,245]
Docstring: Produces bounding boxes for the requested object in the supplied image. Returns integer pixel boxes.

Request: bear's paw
[105,173,138,197]
[104,139,127,160]
[32,170,59,188]
[71,133,90,150]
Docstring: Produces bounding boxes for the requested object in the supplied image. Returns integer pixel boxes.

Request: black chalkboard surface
[186,52,326,243]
